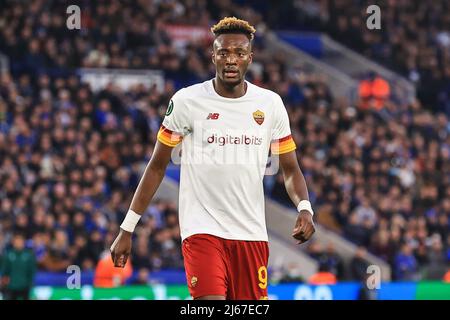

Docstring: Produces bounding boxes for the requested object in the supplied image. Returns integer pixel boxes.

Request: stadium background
[0,0,449,300]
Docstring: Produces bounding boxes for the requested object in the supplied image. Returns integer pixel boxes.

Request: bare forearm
[280,152,315,243]
[283,168,309,206]
[129,160,167,214]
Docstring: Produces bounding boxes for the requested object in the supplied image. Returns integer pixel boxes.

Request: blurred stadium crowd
[268,0,450,114]
[0,0,449,287]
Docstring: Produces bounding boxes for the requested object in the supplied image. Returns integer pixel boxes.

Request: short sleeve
[157,90,191,147]
[270,94,296,155]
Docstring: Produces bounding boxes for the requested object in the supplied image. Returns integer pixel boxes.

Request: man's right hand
[110,229,132,268]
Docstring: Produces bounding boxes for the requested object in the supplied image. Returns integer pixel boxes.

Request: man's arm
[110,141,173,267]
[129,141,174,213]
[279,150,315,244]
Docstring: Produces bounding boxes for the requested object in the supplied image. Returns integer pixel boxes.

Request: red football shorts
[182,233,269,300]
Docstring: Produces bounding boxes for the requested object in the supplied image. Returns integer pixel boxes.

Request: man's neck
[213,77,247,98]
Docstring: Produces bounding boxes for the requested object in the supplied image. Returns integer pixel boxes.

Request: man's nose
[226,53,238,64]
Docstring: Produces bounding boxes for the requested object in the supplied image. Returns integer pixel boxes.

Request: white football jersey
[157,79,296,241]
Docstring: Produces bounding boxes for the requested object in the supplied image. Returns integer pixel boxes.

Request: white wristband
[120,209,142,233]
[297,200,314,216]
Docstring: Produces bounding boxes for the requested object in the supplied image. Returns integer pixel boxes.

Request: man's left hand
[292,211,315,244]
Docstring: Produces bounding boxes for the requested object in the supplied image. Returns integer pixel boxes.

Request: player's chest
[188,100,274,130]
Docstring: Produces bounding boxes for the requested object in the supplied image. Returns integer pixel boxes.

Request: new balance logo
[206,113,220,120]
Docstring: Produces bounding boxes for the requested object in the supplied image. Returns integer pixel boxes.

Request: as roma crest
[253,110,265,125]
[191,276,198,287]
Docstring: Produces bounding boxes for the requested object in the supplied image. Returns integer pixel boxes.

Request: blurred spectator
[308,264,337,285]
[0,233,36,300]
[423,234,448,279]
[350,246,370,281]
[93,250,133,288]
[443,269,450,283]
[343,213,371,247]
[318,243,344,280]
[358,72,390,110]
[132,268,153,285]
[353,197,377,228]
[370,228,397,266]
[38,230,71,272]
[278,262,306,283]
[307,240,324,261]
[394,243,419,281]
[131,235,153,271]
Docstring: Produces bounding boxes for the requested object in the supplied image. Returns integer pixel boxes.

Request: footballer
[110,17,315,300]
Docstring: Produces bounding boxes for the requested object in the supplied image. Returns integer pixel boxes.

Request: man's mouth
[224,70,239,78]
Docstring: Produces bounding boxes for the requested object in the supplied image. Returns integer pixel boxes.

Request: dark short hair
[211,17,256,41]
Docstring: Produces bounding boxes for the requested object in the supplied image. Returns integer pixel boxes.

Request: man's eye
[220,52,227,57]
[239,53,245,57]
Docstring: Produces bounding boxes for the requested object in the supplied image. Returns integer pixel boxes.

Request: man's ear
[249,51,253,65]
[211,50,216,65]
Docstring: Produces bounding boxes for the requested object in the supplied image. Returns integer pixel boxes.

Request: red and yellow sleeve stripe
[271,135,296,155]
[157,125,183,147]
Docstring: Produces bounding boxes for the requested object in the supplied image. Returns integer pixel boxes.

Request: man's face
[12,235,25,250]
[212,33,253,86]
